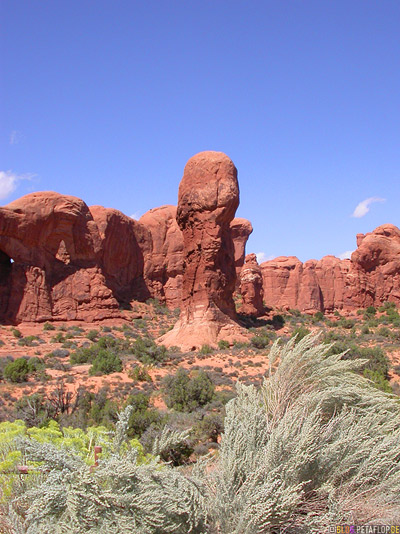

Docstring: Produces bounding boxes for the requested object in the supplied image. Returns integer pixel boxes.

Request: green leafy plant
[128,364,152,382]
[199,344,213,355]
[3,358,30,383]
[89,349,122,375]
[86,329,99,341]
[163,368,215,412]
[132,336,169,364]
[11,328,22,339]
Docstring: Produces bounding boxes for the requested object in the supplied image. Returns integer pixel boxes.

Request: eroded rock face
[260,224,400,313]
[0,192,149,322]
[90,205,150,303]
[159,151,246,349]
[139,207,253,310]
[139,205,183,310]
[239,253,264,316]
[230,218,253,283]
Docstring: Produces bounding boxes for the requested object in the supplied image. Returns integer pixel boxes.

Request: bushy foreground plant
[199,334,400,532]
[2,408,206,534]
[2,335,400,533]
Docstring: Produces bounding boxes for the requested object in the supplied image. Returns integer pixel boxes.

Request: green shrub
[378,301,396,312]
[377,326,391,338]
[361,324,370,335]
[70,346,96,365]
[328,341,388,374]
[363,369,392,393]
[132,336,168,364]
[250,334,270,349]
[4,358,29,382]
[86,329,99,341]
[195,412,224,443]
[51,332,66,343]
[70,336,126,366]
[291,326,310,343]
[365,306,376,316]
[337,317,355,329]
[17,335,38,347]
[129,364,152,382]
[11,328,22,339]
[271,314,285,329]
[314,311,324,321]
[199,344,213,355]
[218,340,230,350]
[163,368,215,412]
[89,349,123,375]
[43,322,55,331]
[126,393,162,438]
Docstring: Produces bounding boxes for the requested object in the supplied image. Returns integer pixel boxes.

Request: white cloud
[130,212,142,220]
[256,252,275,264]
[0,170,34,201]
[9,130,21,145]
[338,250,354,260]
[352,197,385,218]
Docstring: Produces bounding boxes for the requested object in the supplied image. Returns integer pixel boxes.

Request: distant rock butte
[159,151,247,350]
[260,224,400,312]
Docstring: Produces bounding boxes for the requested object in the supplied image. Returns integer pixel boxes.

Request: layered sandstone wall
[259,224,400,313]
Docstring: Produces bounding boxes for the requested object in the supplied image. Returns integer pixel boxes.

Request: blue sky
[1,1,399,262]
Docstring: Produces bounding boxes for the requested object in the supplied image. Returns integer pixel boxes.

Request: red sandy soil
[1,308,399,415]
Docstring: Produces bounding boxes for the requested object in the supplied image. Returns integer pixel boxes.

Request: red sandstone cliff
[259,224,400,313]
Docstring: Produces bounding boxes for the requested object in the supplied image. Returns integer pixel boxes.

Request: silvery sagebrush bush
[200,334,400,533]
[3,333,400,533]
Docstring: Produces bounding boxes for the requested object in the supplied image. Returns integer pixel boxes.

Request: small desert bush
[291,325,310,343]
[163,368,215,412]
[3,358,30,383]
[11,328,22,339]
[86,329,99,341]
[128,364,152,382]
[89,349,122,375]
[199,344,213,355]
[250,333,270,349]
[131,335,168,364]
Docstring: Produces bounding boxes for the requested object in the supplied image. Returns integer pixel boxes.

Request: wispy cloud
[0,170,34,201]
[338,250,354,260]
[9,130,21,145]
[256,252,275,264]
[352,197,385,218]
[130,212,142,220]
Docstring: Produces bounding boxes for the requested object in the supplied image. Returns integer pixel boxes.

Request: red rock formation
[239,253,264,316]
[230,218,253,282]
[139,207,253,309]
[159,151,247,349]
[0,192,149,322]
[89,205,150,303]
[260,224,400,313]
[139,205,183,309]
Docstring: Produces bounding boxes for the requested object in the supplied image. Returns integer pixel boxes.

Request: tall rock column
[159,151,246,350]
[239,253,264,316]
